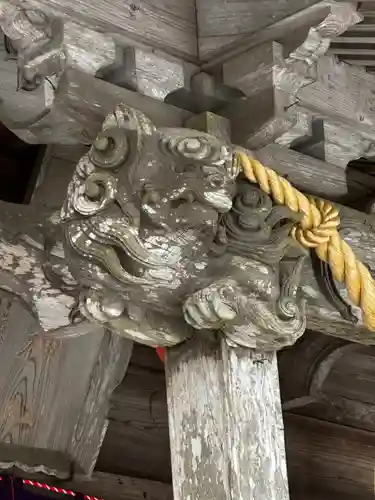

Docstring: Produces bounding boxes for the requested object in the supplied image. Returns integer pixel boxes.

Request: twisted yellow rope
[235,151,375,331]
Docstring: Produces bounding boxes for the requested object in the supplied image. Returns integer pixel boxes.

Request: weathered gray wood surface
[97,351,170,483]
[48,471,173,500]
[218,6,371,166]
[0,146,133,476]
[109,364,168,427]
[0,312,132,475]
[68,332,132,474]
[255,143,375,205]
[279,331,375,434]
[196,0,321,60]
[284,413,375,500]
[0,38,46,127]
[101,47,197,101]
[95,342,375,500]
[200,1,330,68]
[294,57,374,168]
[0,200,76,332]
[15,69,192,145]
[166,335,289,500]
[33,0,197,60]
[0,443,71,478]
[329,2,375,73]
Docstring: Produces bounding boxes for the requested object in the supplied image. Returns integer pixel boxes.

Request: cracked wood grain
[196,0,321,59]
[0,201,133,476]
[32,0,197,60]
[166,334,289,500]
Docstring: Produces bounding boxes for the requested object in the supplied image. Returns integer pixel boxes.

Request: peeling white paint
[167,339,289,500]
[33,294,74,331]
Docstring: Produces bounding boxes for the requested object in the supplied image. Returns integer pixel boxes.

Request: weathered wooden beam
[329,47,375,56]
[31,0,198,61]
[12,68,192,145]
[0,444,71,479]
[0,195,134,476]
[196,0,325,61]
[200,1,331,69]
[97,360,170,483]
[300,204,375,344]
[0,201,75,332]
[41,471,173,500]
[0,1,195,145]
[221,41,289,149]
[100,47,196,101]
[284,413,375,499]
[332,35,375,43]
[67,332,132,475]
[255,144,375,204]
[0,1,118,144]
[0,309,133,476]
[166,335,289,500]
[219,5,374,169]
[279,331,375,433]
[282,54,375,167]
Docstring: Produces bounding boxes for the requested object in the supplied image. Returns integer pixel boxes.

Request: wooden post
[166,334,289,500]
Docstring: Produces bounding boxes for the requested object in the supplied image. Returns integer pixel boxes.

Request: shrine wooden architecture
[0,1,375,499]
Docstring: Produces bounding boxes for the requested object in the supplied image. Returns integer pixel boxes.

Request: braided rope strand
[235,151,375,331]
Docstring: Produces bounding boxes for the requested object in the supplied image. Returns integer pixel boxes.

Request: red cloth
[155,347,165,363]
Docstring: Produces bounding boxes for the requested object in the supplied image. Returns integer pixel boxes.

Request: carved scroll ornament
[59,104,307,350]
[0,1,116,142]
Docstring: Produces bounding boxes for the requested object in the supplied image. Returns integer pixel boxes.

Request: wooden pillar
[166,334,289,500]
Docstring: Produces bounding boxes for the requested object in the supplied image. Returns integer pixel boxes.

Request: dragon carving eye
[72,172,118,216]
[160,130,230,165]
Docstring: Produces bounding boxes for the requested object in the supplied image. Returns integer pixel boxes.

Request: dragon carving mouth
[65,215,179,285]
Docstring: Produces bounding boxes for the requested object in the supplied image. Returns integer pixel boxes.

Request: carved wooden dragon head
[60,105,306,349]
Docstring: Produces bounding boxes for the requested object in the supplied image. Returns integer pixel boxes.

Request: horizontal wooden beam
[337,58,375,66]
[31,69,193,145]
[279,331,375,433]
[25,471,173,500]
[200,1,330,67]
[255,144,375,204]
[346,23,375,31]
[0,444,71,479]
[358,10,375,16]
[329,47,375,56]
[32,0,198,61]
[8,68,193,145]
[332,36,375,43]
